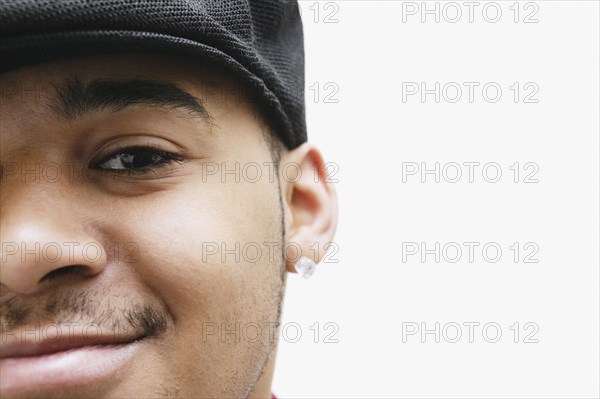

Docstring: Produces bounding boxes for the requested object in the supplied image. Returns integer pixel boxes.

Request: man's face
[0,55,288,398]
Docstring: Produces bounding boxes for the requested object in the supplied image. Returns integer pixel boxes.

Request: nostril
[39,265,88,284]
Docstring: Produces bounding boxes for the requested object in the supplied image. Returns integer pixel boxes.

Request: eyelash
[91,145,185,174]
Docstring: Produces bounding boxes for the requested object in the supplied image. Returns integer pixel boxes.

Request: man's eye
[93,146,184,172]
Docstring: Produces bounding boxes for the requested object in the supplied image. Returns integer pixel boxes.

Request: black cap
[0,0,306,149]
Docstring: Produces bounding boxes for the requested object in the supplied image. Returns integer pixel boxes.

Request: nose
[1,217,107,295]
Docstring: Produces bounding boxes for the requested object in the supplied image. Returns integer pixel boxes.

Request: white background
[272,1,600,398]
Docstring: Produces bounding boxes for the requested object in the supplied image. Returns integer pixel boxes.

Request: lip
[0,329,144,395]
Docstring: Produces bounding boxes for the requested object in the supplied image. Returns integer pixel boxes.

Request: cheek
[107,171,284,328]
[114,173,285,391]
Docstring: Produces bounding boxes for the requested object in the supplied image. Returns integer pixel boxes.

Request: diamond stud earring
[294,256,317,279]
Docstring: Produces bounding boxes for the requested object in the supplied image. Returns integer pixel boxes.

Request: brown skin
[0,55,338,398]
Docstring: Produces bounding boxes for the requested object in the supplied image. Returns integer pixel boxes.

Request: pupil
[132,151,156,168]
[115,150,160,169]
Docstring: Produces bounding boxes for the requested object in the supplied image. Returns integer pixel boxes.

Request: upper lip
[0,328,144,359]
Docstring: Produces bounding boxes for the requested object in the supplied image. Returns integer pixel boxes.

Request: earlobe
[279,143,339,275]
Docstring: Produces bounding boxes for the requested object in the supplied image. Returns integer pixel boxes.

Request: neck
[247,345,278,398]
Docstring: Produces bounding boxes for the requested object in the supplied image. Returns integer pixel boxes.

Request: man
[0,1,338,398]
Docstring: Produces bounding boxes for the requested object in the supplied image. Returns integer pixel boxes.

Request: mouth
[0,326,147,395]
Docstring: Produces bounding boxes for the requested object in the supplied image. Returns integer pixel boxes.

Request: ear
[279,143,339,274]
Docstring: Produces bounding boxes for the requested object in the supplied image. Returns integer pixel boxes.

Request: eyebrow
[52,77,210,122]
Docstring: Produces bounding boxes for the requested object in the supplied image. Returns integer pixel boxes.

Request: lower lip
[0,342,140,395]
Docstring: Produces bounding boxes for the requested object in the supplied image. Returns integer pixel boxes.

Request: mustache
[0,288,169,341]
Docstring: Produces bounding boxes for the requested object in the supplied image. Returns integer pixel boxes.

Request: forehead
[0,54,276,170]
[0,54,265,144]
[2,54,227,89]
[0,54,252,118]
